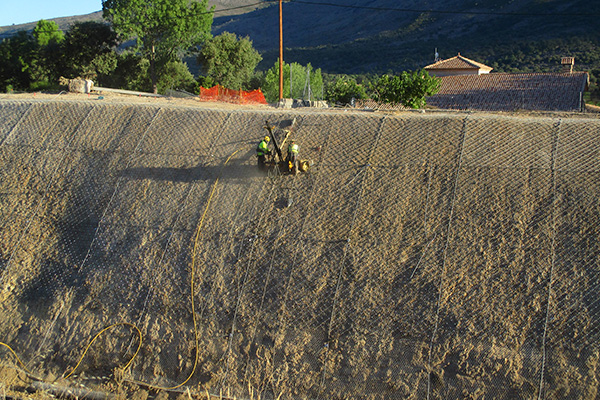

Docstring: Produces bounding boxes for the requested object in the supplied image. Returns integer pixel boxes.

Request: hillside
[0,0,264,38]
[1,96,600,399]
[0,11,103,39]
[211,0,600,73]
[2,0,599,75]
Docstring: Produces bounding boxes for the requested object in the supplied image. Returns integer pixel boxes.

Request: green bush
[325,76,367,105]
[157,60,198,94]
[372,70,441,109]
[197,32,262,90]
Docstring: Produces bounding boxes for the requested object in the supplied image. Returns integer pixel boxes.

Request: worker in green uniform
[287,139,300,174]
[257,136,271,170]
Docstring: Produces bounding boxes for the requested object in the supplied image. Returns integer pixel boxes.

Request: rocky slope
[1,98,600,399]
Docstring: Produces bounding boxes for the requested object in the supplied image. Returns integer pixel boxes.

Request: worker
[257,136,271,170]
[287,139,300,174]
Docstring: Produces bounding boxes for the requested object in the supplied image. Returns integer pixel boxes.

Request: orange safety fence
[199,85,268,105]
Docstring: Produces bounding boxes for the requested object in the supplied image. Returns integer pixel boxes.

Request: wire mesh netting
[1,99,600,399]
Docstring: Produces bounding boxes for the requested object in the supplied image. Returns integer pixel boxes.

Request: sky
[0,0,102,27]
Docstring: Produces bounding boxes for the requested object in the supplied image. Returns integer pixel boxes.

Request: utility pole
[279,0,283,101]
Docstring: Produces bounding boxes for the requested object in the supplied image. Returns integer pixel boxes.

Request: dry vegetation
[0,93,599,399]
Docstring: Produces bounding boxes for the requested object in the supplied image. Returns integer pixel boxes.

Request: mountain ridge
[1,0,599,74]
[210,0,599,72]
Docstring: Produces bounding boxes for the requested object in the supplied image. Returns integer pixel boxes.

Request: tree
[263,60,323,103]
[372,70,441,109]
[0,31,36,91]
[102,52,150,91]
[30,20,65,89]
[1,22,119,92]
[61,22,118,83]
[102,0,214,93]
[325,75,367,105]
[158,60,197,93]
[197,32,262,90]
[0,22,66,92]
[33,20,64,47]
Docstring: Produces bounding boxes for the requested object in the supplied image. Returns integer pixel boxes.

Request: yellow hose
[0,148,242,393]
[0,322,141,381]
[129,148,241,390]
[63,322,142,379]
[0,341,34,376]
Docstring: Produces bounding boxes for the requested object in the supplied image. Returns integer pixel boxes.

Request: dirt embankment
[1,96,600,399]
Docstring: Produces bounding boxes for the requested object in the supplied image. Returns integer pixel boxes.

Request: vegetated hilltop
[1,0,598,75]
[0,11,103,39]
[0,0,265,38]
[211,0,600,73]
[1,98,600,399]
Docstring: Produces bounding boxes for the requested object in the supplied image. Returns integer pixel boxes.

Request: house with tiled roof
[424,54,493,77]
[424,54,589,112]
[427,72,589,112]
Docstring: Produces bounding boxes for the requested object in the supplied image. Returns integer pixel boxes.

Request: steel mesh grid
[68,105,159,153]
[0,103,31,143]
[0,101,599,399]
[557,119,600,173]
[372,114,464,168]
[0,146,51,233]
[452,166,554,253]
[462,115,556,170]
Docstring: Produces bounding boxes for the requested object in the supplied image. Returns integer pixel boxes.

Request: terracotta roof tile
[425,54,493,72]
[427,72,589,112]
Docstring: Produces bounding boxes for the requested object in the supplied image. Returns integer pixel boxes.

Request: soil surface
[1,93,600,399]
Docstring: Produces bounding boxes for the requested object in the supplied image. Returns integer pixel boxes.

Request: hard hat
[264,136,270,142]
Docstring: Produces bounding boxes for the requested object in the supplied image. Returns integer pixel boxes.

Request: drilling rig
[263,119,310,175]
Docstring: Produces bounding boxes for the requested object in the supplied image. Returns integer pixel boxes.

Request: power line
[287,0,599,18]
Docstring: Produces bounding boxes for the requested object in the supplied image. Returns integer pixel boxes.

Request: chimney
[561,57,574,73]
